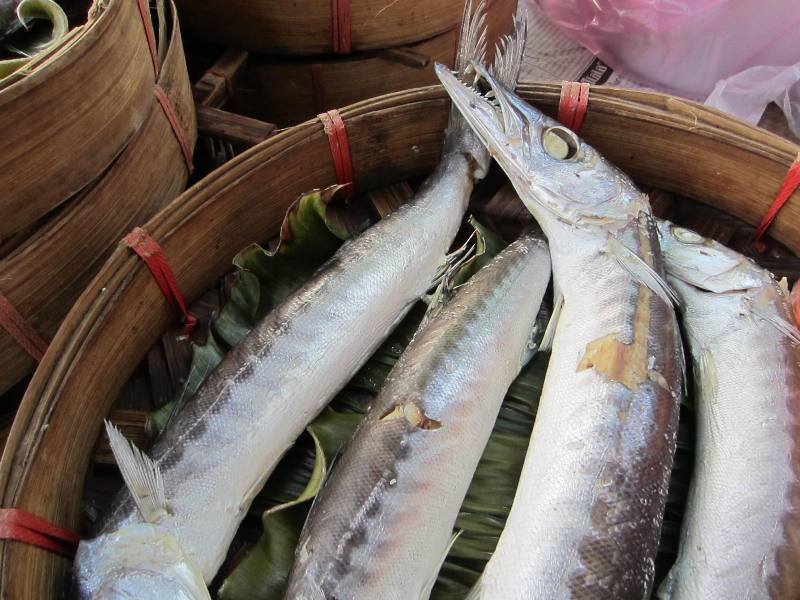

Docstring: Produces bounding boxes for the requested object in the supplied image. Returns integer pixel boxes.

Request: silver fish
[284,230,551,600]
[436,63,683,598]
[656,221,800,600]
[73,2,523,598]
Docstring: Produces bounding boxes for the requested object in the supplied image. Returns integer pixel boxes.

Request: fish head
[435,62,643,226]
[656,221,768,294]
[75,524,211,600]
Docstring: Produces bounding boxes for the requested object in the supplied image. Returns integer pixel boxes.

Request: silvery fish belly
[284,231,551,600]
[437,64,683,598]
[656,221,800,600]
[73,2,527,597]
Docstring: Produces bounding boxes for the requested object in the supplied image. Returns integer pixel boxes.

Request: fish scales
[657,222,800,600]
[285,232,551,600]
[74,153,477,598]
[73,2,524,597]
[437,62,683,598]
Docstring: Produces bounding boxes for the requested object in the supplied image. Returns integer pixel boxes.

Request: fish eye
[542,126,579,160]
[671,226,704,244]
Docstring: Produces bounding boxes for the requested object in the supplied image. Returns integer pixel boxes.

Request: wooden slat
[196,105,276,147]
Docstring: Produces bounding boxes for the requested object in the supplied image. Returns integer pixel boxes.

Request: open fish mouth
[435,59,599,223]
[435,59,561,186]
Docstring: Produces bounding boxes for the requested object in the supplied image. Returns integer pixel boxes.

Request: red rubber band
[123,228,197,336]
[154,85,194,174]
[319,110,355,197]
[558,81,590,134]
[0,509,80,557]
[136,0,159,77]
[332,0,351,54]
[752,153,800,251]
[0,293,47,362]
[207,68,235,100]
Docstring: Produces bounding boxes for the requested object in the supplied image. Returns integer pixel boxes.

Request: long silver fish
[284,230,550,600]
[656,221,800,600]
[436,64,683,598]
[73,2,523,598]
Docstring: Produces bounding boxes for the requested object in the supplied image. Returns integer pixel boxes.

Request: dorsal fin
[607,236,680,308]
[105,420,169,523]
[454,0,488,76]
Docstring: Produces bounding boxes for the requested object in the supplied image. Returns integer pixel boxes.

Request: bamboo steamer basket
[1,83,798,599]
[174,0,461,55]
[0,0,159,241]
[232,29,455,126]
[228,0,516,126]
[0,2,197,395]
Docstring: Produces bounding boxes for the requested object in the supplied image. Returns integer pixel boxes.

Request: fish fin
[420,530,463,599]
[750,301,800,345]
[538,290,563,353]
[607,236,681,308]
[489,9,527,88]
[426,229,479,303]
[697,347,723,438]
[105,420,168,523]
[454,0,487,76]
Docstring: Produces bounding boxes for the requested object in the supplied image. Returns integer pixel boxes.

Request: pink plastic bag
[536,0,800,99]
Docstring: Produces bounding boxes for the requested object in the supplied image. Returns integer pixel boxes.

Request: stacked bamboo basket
[0,80,799,597]
[0,0,197,397]
[176,0,515,126]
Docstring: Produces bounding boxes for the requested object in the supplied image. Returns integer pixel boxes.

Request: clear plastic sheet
[535,0,800,131]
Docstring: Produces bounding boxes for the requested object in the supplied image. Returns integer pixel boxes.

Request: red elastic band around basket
[123,228,197,336]
[319,110,355,197]
[0,509,80,556]
[154,85,194,174]
[0,293,48,362]
[558,81,590,134]
[752,153,800,251]
[332,0,351,54]
[136,0,159,77]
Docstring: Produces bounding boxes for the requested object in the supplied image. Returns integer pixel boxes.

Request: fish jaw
[74,524,210,600]
[436,62,645,230]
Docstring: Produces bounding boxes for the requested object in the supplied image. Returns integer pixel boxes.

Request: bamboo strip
[0,83,797,599]
[174,0,462,55]
[228,0,516,126]
[0,0,156,240]
[0,2,196,393]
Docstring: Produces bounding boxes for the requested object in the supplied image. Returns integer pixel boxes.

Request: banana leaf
[152,185,690,598]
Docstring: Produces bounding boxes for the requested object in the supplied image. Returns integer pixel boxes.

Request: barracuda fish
[436,64,683,598]
[73,2,524,598]
[655,221,800,600]
[284,230,550,600]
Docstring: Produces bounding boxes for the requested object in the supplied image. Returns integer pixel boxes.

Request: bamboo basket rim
[174,0,464,56]
[0,0,158,241]
[0,0,197,395]
[1,82,799,598]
